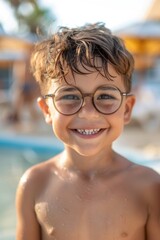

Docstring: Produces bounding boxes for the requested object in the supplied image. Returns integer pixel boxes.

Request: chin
[72,145,105,158]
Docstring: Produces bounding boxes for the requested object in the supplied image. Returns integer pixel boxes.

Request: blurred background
[0,0,160,239]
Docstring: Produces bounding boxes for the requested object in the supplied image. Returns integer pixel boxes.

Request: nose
[77,96,100,119]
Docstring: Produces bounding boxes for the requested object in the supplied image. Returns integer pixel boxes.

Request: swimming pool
[0,135,63,240]
[0,135,160,240]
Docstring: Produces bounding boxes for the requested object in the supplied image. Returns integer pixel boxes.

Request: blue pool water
[0,135,63,240]
[0,135,159,240]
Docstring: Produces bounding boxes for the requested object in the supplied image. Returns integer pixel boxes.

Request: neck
[58,147,116,179]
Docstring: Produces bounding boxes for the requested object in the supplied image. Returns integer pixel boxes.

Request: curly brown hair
[30,22,134,95]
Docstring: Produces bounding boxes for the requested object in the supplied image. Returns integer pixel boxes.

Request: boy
[16,22,160,240]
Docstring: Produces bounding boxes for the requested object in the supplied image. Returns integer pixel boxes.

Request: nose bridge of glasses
[81,92,94,106]
[78,96,100,118]
[80,94,100,118]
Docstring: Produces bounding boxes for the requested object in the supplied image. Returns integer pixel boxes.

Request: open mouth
[75,129,101,135]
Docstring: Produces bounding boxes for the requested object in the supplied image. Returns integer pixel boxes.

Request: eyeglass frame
[43,84,131,116]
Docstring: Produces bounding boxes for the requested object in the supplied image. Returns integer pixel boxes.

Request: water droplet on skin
[62,208,69,214]
[48,226,55,236]
[36,206,40,212]
[76,194,82,201]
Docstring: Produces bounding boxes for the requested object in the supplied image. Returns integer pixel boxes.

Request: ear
[37,97,52,124]
[124,95,136,125]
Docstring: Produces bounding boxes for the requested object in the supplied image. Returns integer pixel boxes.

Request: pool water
[0,136,63,240]
[0,136,160,240]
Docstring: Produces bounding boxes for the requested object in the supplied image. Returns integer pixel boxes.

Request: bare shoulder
[17,153,62,197]
[130,161,160,184]
[117,152,160,195]
[117,152,160,183]
[127,160,160,201]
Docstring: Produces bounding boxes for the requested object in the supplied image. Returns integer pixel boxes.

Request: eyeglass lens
[53,85,122,115]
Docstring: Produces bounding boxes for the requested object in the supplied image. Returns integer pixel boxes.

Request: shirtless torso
[16,151,160,240]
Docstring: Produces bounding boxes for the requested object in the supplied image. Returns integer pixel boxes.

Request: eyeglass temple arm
[43,94,55,99]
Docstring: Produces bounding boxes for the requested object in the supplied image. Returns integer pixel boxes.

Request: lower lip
[72,129,106,139]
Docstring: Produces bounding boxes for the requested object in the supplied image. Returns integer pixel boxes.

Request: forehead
[49,63,125,93]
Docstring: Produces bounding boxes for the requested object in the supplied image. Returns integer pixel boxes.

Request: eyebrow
[62,87,79,92]
[61,85,119,93]
[99,86,118,91]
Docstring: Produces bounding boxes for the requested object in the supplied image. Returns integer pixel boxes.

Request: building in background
[0,24,33,105]
[116,0,160,130]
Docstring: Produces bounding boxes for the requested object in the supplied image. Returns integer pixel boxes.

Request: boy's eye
[97,94,116,100]
[59,94,80,100]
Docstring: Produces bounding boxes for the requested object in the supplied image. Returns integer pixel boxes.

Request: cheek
[50,112,70,141]
[109,109,126,132]
[51,111,62,131]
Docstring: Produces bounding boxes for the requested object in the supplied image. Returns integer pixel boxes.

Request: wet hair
[30,22,134,95]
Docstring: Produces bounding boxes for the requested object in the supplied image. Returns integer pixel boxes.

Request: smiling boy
[16,23,160,240]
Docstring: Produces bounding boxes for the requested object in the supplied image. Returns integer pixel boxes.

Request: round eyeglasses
[43,85,130,115]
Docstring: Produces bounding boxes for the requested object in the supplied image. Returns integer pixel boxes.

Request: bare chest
[35,177,147,240]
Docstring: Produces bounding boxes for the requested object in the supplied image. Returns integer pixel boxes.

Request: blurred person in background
[6,49,40,124]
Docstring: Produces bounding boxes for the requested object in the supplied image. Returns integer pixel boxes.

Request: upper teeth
[77,129,100,135]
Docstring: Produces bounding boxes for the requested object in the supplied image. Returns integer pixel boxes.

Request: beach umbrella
[117,20,160,55]
[116,0,160,70]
